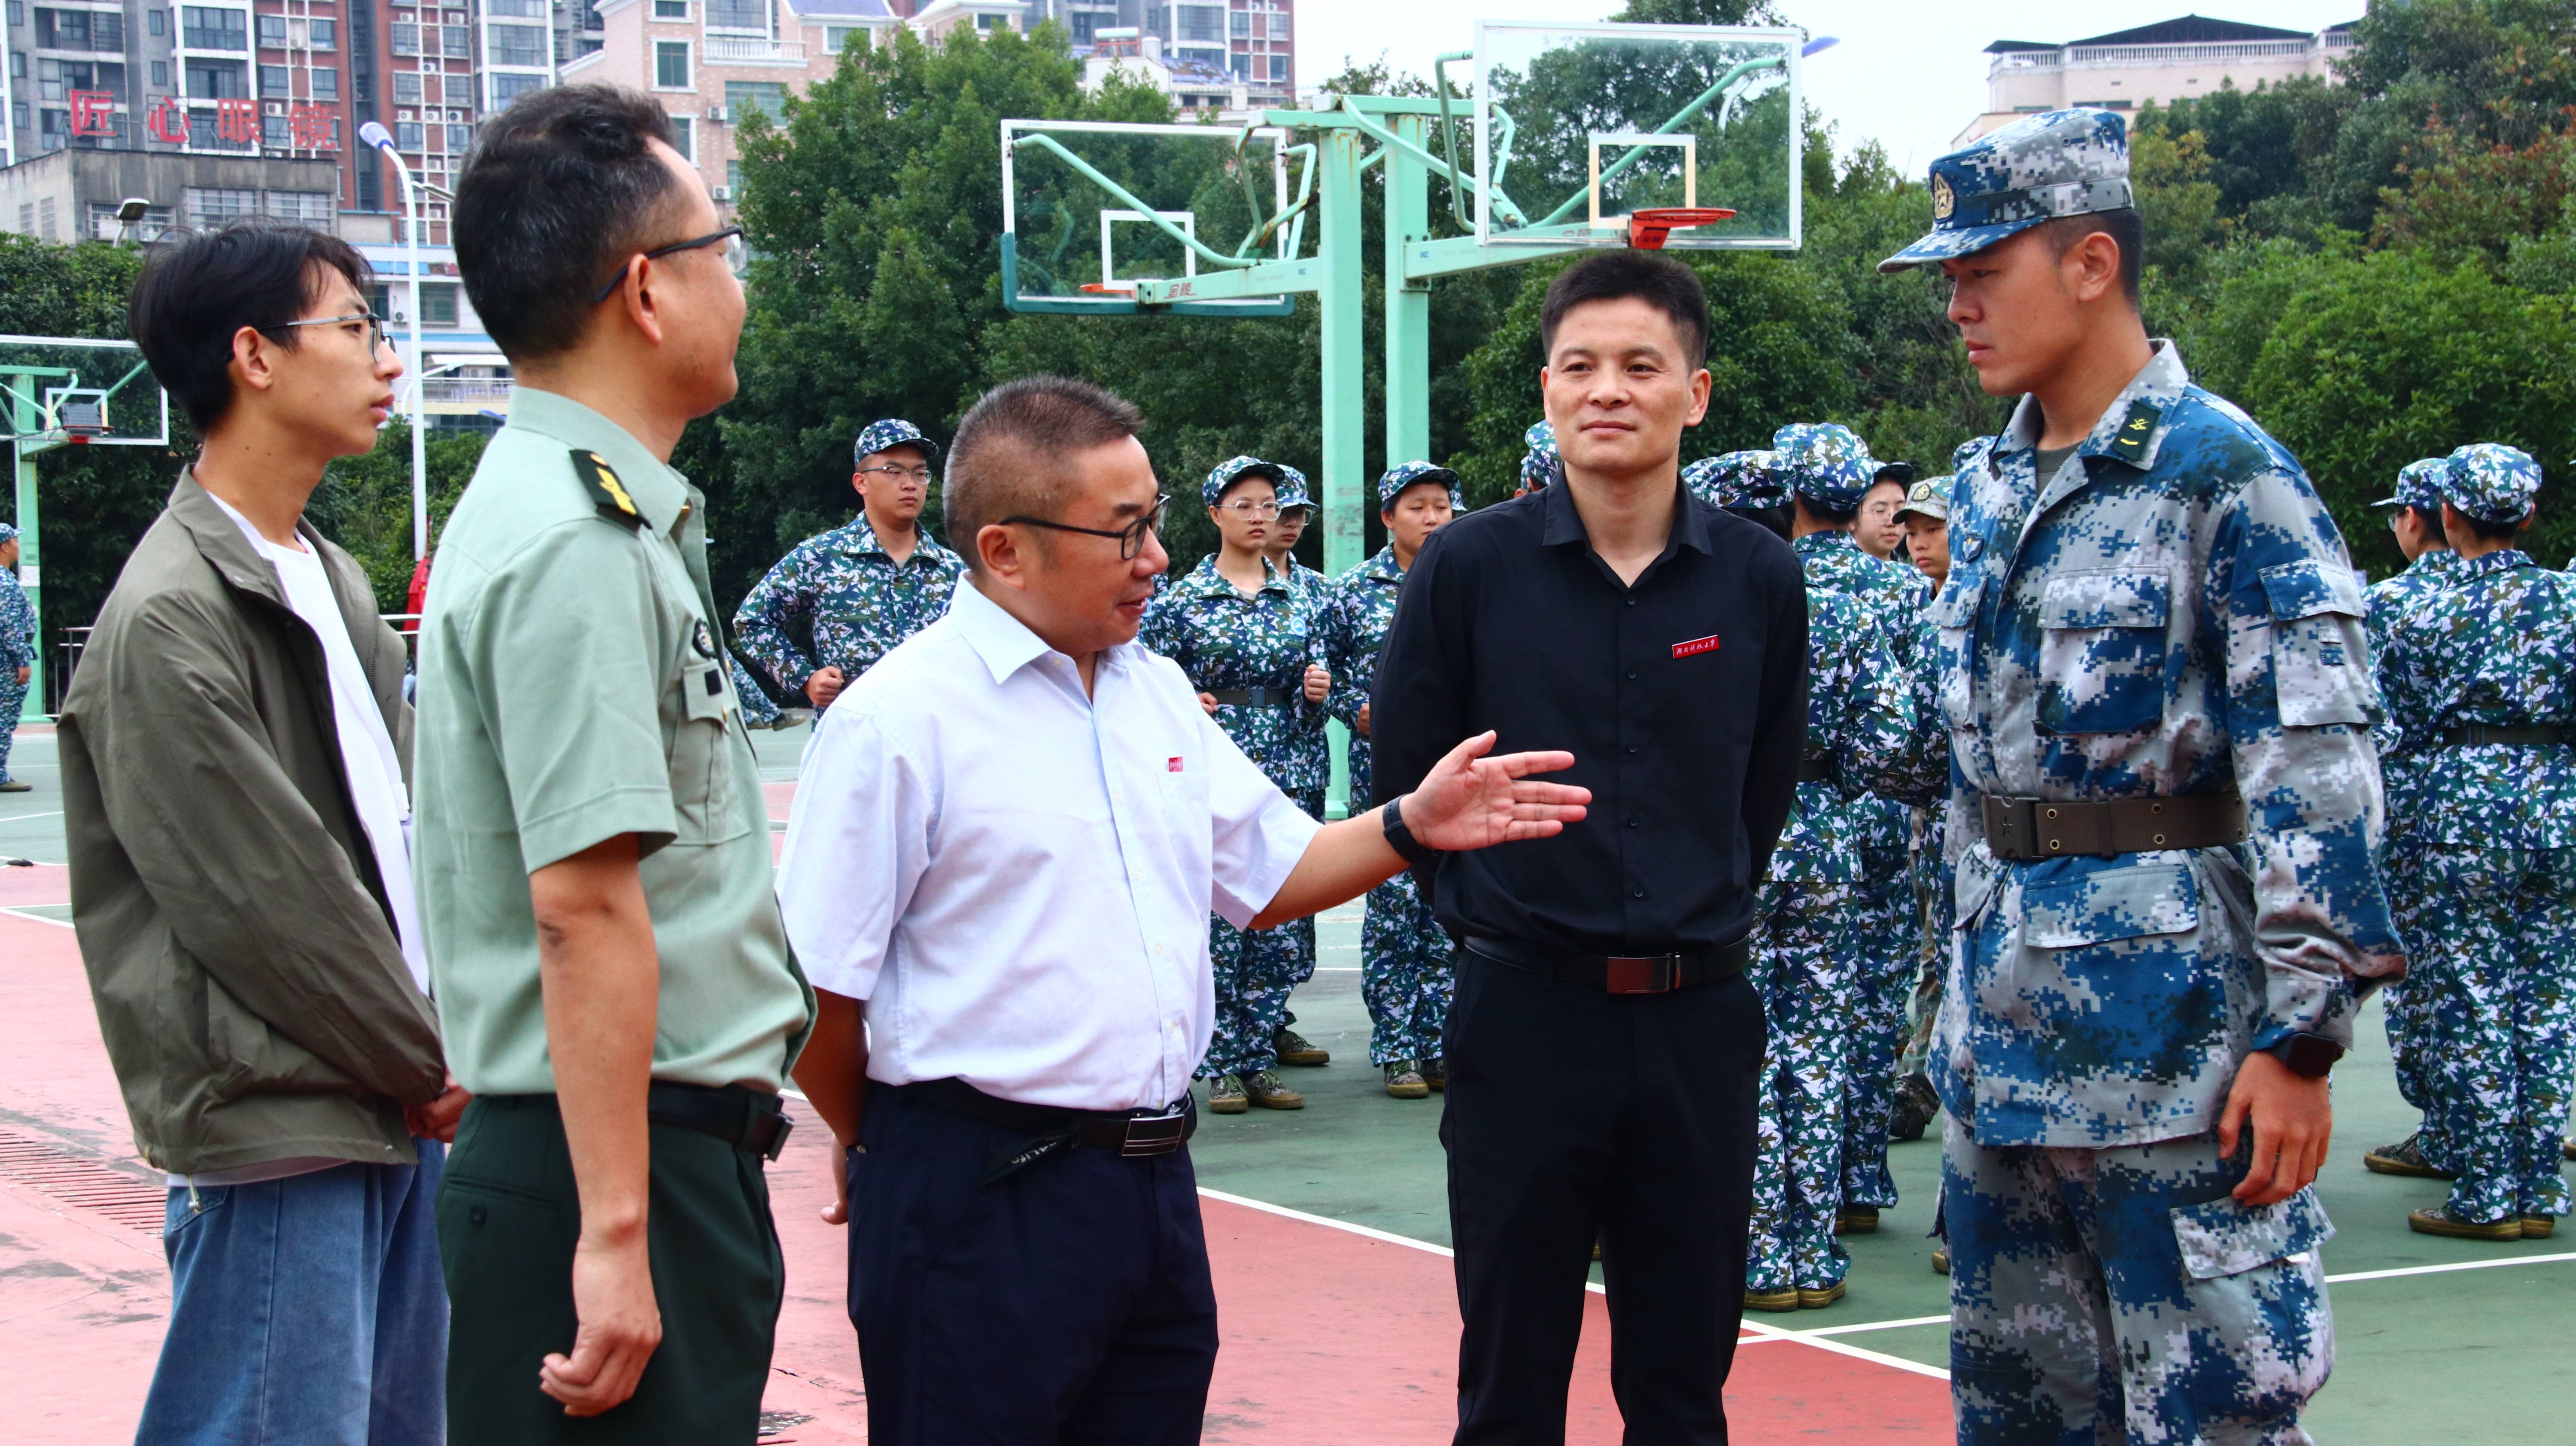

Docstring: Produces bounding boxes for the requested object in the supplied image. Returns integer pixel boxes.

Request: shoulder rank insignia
[2108,400,2161,465]
[571,449,645,529]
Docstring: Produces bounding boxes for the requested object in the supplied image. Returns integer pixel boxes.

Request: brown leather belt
[2439,723,2570,747]
[1982,792,2246,862]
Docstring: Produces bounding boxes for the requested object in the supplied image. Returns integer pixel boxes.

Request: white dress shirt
[777,579,1323,1111]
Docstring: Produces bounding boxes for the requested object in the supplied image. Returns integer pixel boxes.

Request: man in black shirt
[1373,251,1809,1444]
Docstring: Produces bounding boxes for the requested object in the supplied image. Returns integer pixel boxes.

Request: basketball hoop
[1627,208,1737,250]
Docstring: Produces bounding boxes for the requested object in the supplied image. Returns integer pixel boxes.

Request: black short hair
[2038,208,2145,308]
[1726,504,1792,541]
[2447,504,2530,544]
[1540,250,1710,371]
[127,219,373,434]
[1798,495,1860,527]
[454,84,682,361]
[947,375,1145,571]
[2393,503,2449,541]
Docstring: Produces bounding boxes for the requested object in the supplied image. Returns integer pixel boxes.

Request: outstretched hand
[1400,730,1588,852]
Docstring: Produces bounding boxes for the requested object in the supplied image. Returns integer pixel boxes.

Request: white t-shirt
[176,498,427,1189]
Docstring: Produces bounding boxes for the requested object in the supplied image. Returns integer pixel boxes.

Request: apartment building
[1957,14,2357,145]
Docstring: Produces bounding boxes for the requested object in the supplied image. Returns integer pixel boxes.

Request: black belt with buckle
[2439,723,2571,747]
[902,1077,1195,1182]
[1207,686,1293,708]
[1464,933,1752,995]
[1981,792,2246,862]
[1795,755,1838,783]
[646,1080,793,1161]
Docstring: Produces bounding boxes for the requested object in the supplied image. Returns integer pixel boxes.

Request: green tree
[308,421,488,611]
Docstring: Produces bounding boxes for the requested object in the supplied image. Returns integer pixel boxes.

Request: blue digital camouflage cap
[1683,450,1789,511]
[1379,459,1461,508]
[0,522,17,544]
[1273,464,1313,512]
[1203,454,1288,507]
[1892,473,1953,523]
[2440,443,2543,524]
[853,418,938,468]
[2372,457,2449,511]
[1520,419,1560,491]
[1773,422,1877,510]
[1878,108,2135,273]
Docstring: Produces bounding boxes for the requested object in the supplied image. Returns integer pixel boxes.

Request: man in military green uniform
[733,417,965,711]
[421,87,814,1443]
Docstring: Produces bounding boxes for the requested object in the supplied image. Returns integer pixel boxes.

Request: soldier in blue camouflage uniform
[1884,109,2401,1443]
[732,418,966,713]
[2359,457,2467,1182]
[1317,462,1461,1097]
[0,523,31,792]
[2377,444,2576,1241]
[1693,450,1919,1309]
[1776,423,1945,1233]
[1140,456,1335,1112]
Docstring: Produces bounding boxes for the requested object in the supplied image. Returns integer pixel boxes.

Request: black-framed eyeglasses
[589,225,747,305]
[858,463,936,484]
[1001,494,1169,561]
[264,310,392,354]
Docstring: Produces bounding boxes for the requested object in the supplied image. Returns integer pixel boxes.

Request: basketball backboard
[1001,119,1304,315]
[1473,21,1801,251]
[0,334,169,449]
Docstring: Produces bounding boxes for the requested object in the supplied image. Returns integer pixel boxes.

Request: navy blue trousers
[848,1085,1219,1446]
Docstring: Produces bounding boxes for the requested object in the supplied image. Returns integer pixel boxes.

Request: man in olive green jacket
[59,220,459,1446]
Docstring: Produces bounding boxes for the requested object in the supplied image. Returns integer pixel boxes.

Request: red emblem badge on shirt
[1671,634,1721,659]
[1168,756,1185,772]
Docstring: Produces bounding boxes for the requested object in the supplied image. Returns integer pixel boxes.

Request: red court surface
[1,881,1950,1443]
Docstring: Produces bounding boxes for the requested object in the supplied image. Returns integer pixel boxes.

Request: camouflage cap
[1203,454,1288,507]
[0,521,17,544]
[1379,459,1462,508]
[1519,419,1561,491]
[2371,457,2450,512]
[1683,450,1789,512]
[1892,474,1953,523]
[1878,108,2135,273]
[2439,443,2543,524]
[853,418,938,468]
[1773,422,1878,510]
[1273,463,1314,512]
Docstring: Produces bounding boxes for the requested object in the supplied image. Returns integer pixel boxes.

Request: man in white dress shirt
[779,375,1588,1445]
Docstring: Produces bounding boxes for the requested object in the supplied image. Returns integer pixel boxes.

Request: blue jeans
[138,1143,448,1446]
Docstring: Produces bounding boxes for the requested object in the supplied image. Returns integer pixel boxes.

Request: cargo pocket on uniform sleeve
[2169,1187,2336,1418]
[2035,569,2170,735]
[2259,560,2374,728]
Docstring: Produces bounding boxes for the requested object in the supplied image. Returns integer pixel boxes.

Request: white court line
[1,907,73,929]
[0,811,65,822]
[2324,1249,2576,1284]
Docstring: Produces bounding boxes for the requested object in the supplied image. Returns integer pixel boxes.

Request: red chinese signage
[216,97,259,145]
[145,95,189,144]
[289,103,338,150]
[69,90,118,137]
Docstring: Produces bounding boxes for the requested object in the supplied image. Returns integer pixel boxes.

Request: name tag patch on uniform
[1672,634,1722,659]
[1168,756,1185,773]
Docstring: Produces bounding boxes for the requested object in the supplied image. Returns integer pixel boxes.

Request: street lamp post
[359,121,428,561]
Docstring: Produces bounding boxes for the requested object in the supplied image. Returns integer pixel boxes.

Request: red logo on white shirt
[1671,634,1721,659]
[1168,756,1185,772]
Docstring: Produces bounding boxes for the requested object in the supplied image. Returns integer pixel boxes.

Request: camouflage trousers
[1944,1115,2335,1446]
[1198,788,1324,1080]
[1842,872,1919,1210]
[0,675,22,781]
[1747,879,1855,1293]
[1360,868,1452,1066]
[2412,845,2576,1223]
[2378,838,2453,1165]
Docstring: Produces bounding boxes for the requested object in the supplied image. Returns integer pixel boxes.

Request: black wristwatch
[2266,1033,2343,1079]
[1381,798,1438,867]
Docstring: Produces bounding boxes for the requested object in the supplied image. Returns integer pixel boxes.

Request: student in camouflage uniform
[1139,456,1334,1113]
[1886,108,2400,1443]
[0,523,31,792]
[1517,419,1561,495]
[2360,456,2466,1182]
[1693,450,1919,1310]
[1776,422,1943,1233]
[732,418,966,711]
[1888,470,1960,1145]
[2377,443,2576,1241]
[1318,462,1460,1098]
[1264,465,1337,829]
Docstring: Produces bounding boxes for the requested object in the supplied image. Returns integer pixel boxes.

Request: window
[369,283,391,320]
[975,11,1000,27]
[703,0,759,30]
[487,20,544,63]
[441,23,471,56]
[1268,9,1285,36]
[311,66,337,99]
[1067,12,1092,42]
[489,70,541,106]
[394,70,422,103]
[1228,9,1245,36]
[668,114,691,161]
[264,190,332,222]
[420,283,459,326]
[182,6,249,49]
[308,17,333,45]
[257,13,287,44]
[38,195,57,240]
[1267,53,1285,80]
[726,158,741,192]
[651,0,685,15]
[445,122,468,150]
[1228,51,1246,76]
[90,201,173,240]
[1175,4,1219,42]
[395,118,422,149]
[653,39,688,88]
[723,79,783,121]
[823,24,860,52]
[262,111,290,144]
[389,22,418,53]
[186,58,250,97]
[185,186,258,227]
[9,53,21,79]
[485,0,546,15]
[149,6,166,34]
[259,64,290,95]
[3,0,17,22]
[152,61,168,85]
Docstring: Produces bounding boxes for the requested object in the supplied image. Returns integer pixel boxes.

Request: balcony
[703,36,805,64]
[420,378,513,407]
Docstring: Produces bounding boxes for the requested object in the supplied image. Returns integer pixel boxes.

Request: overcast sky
[1293,0,2364,177]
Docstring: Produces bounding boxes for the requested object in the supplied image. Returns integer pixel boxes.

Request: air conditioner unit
[705,105,728,122]
[711,184,732,200]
